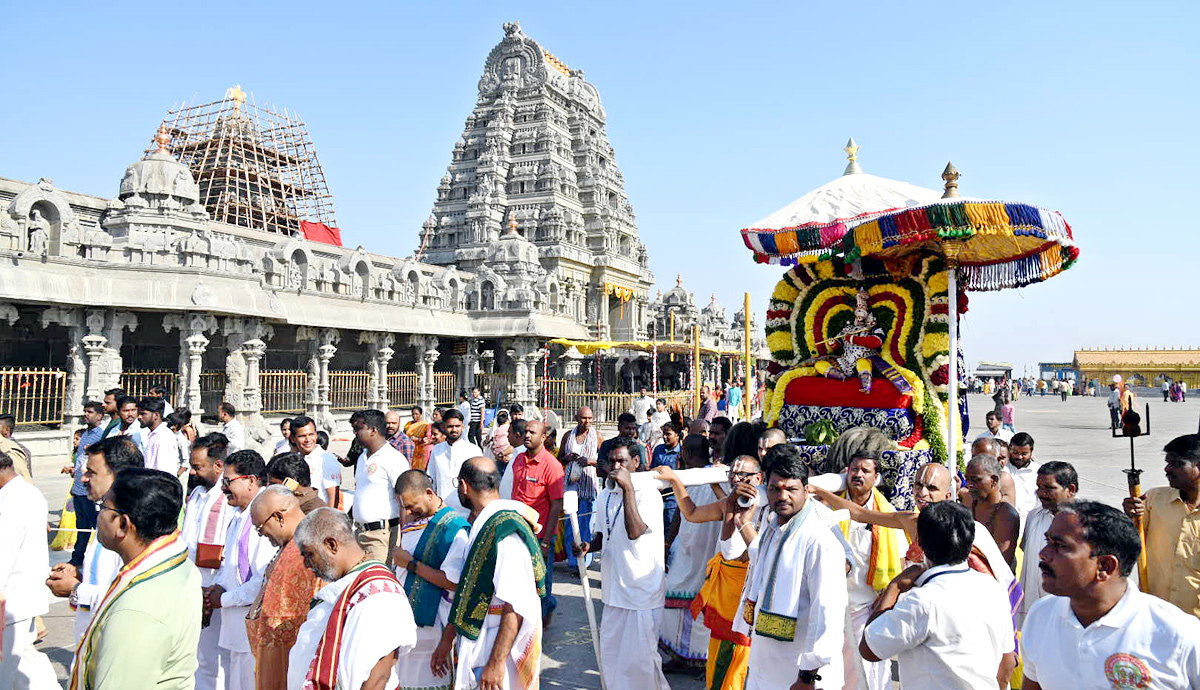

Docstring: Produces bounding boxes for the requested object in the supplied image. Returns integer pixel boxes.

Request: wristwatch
[406,560,418,574]
[797,670,822,685]
[69,583,80,608]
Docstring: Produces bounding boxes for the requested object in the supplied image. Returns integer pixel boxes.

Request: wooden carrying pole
[743,292,752,420]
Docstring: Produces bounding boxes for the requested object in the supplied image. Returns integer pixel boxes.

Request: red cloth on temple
[300,221,342,247]
[784,375,911,410]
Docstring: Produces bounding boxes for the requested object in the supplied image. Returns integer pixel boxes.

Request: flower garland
[603,282,636,302]
[764,366,813,426]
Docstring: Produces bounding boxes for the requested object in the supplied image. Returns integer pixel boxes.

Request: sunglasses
[255,511,283,536]
[222,474,257,488]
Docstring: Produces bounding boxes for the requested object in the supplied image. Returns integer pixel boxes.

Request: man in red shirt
[509,419,564,627]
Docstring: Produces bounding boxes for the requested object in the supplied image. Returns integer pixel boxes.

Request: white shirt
[289,565,417,690]
[352,444,408,523]
[120,419,148,454]
[864,562,1015,690]
[1022,584,1200,689]
[274,438,292,456]
[73,535,125,642]
[216,497,279,653]
[428,438,484,516]
[596,485,665,611]
[1008,460,1042,522]
[143,421,181,475]
[305,448,343,495]
[456,402,471,420]
[1017,506,1056,627]
[221,418,246,453]
[182,482,235,587]
[498,444,525,501]
[976,428,1014,443]
[0,476,50,624]
[631,395,655,425]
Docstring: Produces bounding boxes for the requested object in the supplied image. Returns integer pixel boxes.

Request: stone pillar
[184,334,209,412]
[454,339,479,393]
[480,349,495,375]
[241,340,267,414]
[43,307,87,425]
[81,335,109,405]
[511,337,539,411]
[412,335,439,412]
[98,311,138,395]
[164,313,218,413]
[360,331,396,411]
[297,326,339,431]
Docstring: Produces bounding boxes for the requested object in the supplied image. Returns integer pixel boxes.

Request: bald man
[758,428,787,464]
[561,405,600,569]
[247,486,320,690]
[966,437,1016,506]
[385,410,415,462]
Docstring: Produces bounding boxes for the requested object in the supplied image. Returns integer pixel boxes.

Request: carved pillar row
[360,331,396,411]
[96,310,138,395]
[184,335,209,412]
[42,307,102,425]
[454,339,479,393]
[241,340,267,414]
[81,335,109,406]
[298,327,340,431]
[511,337,539,410]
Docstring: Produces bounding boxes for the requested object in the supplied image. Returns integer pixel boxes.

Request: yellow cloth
[839,488,904,591]
[704,638,749,690]
[1143,487,1200,616]
[50,491,77,551]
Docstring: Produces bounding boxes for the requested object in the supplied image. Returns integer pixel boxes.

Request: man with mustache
[290,508,416,690]
[1016,461,1077,628]
[1123,433,1200,617]
[1021,501,1200,689]
[965,454,1021,568]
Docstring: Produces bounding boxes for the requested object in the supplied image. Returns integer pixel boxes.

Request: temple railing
[261,370,308,414]
[0,368,66,426]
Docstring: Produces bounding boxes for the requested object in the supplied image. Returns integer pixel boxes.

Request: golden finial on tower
[152,124,171,154]
[507,217,519,234]
[941,162,961,199]
[676,274,683,287]
[843,138,862,175]
[225,85,247,109]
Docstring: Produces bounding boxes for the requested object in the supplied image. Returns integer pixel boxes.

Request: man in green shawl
[432,456,547,690]
[392,469,471,690]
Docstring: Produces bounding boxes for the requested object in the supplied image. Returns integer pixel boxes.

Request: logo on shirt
[1105,653,1151,689]
[367,463,379,476]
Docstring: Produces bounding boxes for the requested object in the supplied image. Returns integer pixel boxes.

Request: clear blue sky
[3,1,1197,373]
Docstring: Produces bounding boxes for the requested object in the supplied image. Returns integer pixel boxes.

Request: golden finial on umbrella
[843,138,862,175]
[941,162,961,199]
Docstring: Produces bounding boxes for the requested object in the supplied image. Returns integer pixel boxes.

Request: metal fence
[476,373,513,405]
[119,371,179,402]
[388,372,419,408]
[198,371,227,415]
[0,368,67,426]
[541,379,695,425]
[433,372,458,407]
[261,370,308,414]
[330,371,371,411]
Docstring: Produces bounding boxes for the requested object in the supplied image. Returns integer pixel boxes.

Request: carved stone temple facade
[0,23,757,451]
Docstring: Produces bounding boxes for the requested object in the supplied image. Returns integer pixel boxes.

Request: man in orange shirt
[509,419,565,627]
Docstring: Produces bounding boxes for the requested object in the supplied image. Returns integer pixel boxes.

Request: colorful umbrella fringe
[742,200,1078,291]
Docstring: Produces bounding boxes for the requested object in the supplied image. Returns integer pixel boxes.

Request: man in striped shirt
[468,387,486,446]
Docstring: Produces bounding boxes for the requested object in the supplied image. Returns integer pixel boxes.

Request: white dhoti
[842,604,889,690]
[601,606,671,690]
[398,624,453,690]
[228,649,256,690]
[195,615,229,690]
[659,607,710,665]
[0,618,59,690]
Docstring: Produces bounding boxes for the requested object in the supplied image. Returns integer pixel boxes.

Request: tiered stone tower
[420,21,653,339]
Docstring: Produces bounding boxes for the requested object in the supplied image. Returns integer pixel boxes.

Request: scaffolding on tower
[158,85,340,243]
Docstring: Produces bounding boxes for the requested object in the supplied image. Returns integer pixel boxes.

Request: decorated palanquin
[761,254,961,508]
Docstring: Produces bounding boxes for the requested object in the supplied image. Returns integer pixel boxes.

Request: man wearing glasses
[655,455,764,690]
[204,450,279,690]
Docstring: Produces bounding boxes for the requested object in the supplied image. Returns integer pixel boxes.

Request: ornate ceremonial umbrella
[743,141,1079,464]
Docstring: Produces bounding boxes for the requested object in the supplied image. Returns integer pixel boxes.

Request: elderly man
[207,451,279,690]
[1021,501,1200,689]
[69,468,201,690]
[290,508,416,690]
[349,409,410,565]
[1123,433,1200,617]
[392,470,470,690]
[427,409,483,516]
[247,485,321,690]
[46,436,143,642]
[0,447,57,690]
[736,445,847,690]
[861,502,1015,690]
[965,453,1021,567]
[1017,461,1077,627]
[433,456,545,690]
[560,406,599,569]
[968,436,1017,505]
[577,438,670,689]
[183,433,236,690]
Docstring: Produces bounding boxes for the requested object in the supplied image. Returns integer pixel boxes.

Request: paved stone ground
[28,391,1195,687]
